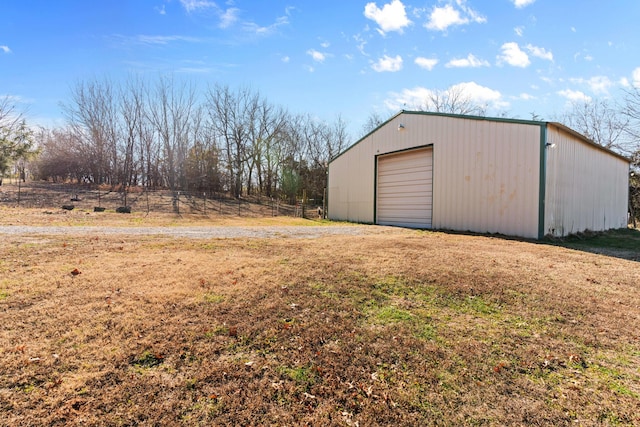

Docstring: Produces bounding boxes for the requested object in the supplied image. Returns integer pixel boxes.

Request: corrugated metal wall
[329,113,543,237]
[429,116,541,238]
[544,125,629,236]
[327,135,377,223]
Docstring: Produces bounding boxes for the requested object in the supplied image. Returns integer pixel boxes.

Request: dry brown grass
[1,210,639,425]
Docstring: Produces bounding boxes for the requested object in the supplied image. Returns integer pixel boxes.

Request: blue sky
[2,0,640,138]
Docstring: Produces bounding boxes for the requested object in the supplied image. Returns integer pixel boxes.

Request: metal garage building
[328,111,630,239]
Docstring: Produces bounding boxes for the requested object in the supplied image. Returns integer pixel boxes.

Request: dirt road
[0,224,383,239]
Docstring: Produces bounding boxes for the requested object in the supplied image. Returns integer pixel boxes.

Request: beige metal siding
[377,148,433,228]
[328,140,377,223]
[544,125,629,236]
[328,113,542,237]
[430,117,541,238]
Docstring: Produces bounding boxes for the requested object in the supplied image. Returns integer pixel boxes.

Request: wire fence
[0,181,324,219]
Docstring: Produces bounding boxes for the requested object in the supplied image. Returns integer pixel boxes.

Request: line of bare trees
[32,76,348,207]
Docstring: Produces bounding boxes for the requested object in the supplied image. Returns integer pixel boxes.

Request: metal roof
[330,110,631,165]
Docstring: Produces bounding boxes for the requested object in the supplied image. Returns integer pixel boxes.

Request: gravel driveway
[0,225,377,239]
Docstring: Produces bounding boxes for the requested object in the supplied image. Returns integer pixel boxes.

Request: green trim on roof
[546,122,630,163]
[399,110,546,126]
[329,110,631,166]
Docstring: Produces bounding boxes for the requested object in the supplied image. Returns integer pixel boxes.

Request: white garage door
[377,147,433,228]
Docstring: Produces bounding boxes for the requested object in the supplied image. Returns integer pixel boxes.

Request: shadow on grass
[411,226,640,263]
[543,227,640,263]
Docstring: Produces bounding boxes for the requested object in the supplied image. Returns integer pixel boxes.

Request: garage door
[377,147,433,228]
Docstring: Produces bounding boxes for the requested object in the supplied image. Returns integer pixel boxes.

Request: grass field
[1,204,639,426]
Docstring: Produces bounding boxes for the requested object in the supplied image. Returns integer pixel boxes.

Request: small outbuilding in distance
[328,111,630,239]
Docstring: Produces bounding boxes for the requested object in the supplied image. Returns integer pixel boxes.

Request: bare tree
[185,107,223,196]
[0,96,20,129]
[622,87,640,142]
[146,76,197,209]
[361,111,386,136]
[205,84,262,198]
[32,127,86,183]
[63,78,121,185]
[621,87,640,226]
[284,113,349,201]
[559,99,632,154]
[119,77,147,205]
[422,86,487,116]
[248,100,289,197]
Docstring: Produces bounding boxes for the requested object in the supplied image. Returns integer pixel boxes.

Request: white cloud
[219,8,240,28]
[570,76,613,94]
[452,81,505,108]
[307,49,327,63]
[354,34,368,56]
[558,89,592,103]
[372,54,403,72]
[320,41,330,48]
[155,5,166,15]
[132,35,202,45]
[384,86,434,110]
[512,0,535,8]
[281,56,290,63]
[415,57,438,70]
[364,0,411,34]
[517,93,536,100]
[446,53,489,68]
[514,26,524,37]
[385,81,506,111]
[633,67,640,88]
[179,1,290,35]
[0,94,26,104]
[589,76,613,93]
[425,1,486,32]
[176,67,213,74]
[0,45,11,54]
[497,42,530,67]
[242,15,289,36]
[425,5,466,31]
[525,44,553,61]
[180,1,289,34]
[180,0,216,13]
[457,0,487,24]
[620,77,630,88]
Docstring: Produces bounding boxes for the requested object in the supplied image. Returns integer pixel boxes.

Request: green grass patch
[553,228,640,252]
[0,290,8,301]
[203,293,225,303]
[415,323,438,341]
[131,350,165,368]
[278,365,316,386]
[366,304,414,324]
[592,364,640,398]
